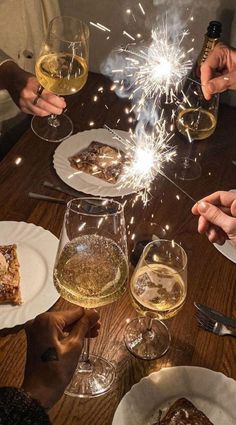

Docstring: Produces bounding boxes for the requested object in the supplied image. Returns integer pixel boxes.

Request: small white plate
[53,128,137,197]
[112,366,236,425]
[213,190,236,264]
[214,240,236,263]
[0,221,59,329]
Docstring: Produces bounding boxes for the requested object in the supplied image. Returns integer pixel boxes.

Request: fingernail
[198,201,209,212]
[207,81,215,93]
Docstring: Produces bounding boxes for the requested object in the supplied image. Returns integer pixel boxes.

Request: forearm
[0,60,19,91]
[22,377,61,411]
[0,387,51,424]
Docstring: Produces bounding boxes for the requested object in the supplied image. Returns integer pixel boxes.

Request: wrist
[0,60,19,91]
[22,379,57,410]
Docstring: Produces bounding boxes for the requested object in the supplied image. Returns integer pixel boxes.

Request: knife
[194,302,236,328]
[43,181,84,197]
[28,192,66,204]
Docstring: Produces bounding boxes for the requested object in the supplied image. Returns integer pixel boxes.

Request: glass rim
[66,197,124,217]
[142,239,188,272]
[49,15,90,42]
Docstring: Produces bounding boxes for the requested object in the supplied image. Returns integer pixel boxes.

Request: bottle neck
[193,35,220,79]
[197,35,220,66]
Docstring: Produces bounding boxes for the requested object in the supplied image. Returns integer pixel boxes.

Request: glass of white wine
[175,81,219,180]
[31,16,89,142]
[54,197,128,397]
[124,239,187,360]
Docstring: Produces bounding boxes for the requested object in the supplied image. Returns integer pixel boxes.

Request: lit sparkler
[114,22,192,108]
[104,123,176,204]
[104,125,198,205]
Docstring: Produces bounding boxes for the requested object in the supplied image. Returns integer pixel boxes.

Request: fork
[196,311,236,337]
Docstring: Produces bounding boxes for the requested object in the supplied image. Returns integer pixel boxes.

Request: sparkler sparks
[118,24,192,106]
[104,123,176,204]
[101,14,197,204]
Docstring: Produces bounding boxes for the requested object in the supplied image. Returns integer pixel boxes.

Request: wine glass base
[174,157,201,181]
[124,317,171,360]
[31,114,73,142]
[64,355,116,398]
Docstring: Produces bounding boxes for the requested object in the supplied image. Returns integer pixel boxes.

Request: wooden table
[0,72,235,425]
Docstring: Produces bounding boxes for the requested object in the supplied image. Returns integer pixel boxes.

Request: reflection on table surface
[0,72,235,425]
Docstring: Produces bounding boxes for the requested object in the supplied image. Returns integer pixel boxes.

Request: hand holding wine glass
[54,197,128,397]
[31,16,89,142]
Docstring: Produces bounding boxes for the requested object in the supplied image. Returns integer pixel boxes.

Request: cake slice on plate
[0,244,21,305]
[68,141,127,184]
[158,398,214,425]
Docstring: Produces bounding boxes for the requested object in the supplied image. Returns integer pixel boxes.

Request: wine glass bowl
[176,82,218,141]
[125,239,187,360]
[31,16,89,142]
[54,197,128,397]
[174,81,219,180]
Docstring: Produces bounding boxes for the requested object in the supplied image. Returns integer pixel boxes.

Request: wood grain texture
[0,72,235,425]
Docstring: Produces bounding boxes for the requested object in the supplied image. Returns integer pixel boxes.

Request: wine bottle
[195,21,222,79]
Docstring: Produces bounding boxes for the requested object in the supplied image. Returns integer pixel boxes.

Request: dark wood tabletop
[0,72,235,425]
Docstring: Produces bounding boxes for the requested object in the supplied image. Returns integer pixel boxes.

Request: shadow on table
[0,115,31,161]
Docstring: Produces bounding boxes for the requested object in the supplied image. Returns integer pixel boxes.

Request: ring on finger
[33,85,44,105]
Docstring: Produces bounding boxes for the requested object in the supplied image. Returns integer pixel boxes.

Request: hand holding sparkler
[192,191,236,246]
[201,43,236,100]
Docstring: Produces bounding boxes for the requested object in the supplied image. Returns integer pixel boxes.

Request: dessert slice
[0,244,21,305]
[160,398,214,425]
[68,141,126,184]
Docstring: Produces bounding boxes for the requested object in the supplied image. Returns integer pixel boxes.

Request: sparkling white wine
[130,263,186,320]
[54,234,128,308]
[176,108,217,140]
[35,53,88,95]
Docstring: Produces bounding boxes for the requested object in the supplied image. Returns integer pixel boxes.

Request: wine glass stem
[48,114,60,128]
[143,317,155,341]
[183,141,194,168]
[82,337,90,363]
[147,317,153,332]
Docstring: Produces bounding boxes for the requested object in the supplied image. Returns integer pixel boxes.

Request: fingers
[32,95,66,116]
[54,307,85,326]
[202,71,236,100]
[200,43,234,99]
[20,94,66,116]
[192,191,236,214]
[231,199,236,217]
[65,310,100,345]
[206,226,227,245]
[197,215,209,234]
[196,201,236,238]
[19,77,66,116]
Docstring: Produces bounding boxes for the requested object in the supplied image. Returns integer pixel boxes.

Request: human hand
[22,308,100,410]
[0,61,66,116]
[192,191,236,246]
[201,43,236,100]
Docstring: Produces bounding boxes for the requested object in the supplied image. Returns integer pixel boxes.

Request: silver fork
[196,311,236,337]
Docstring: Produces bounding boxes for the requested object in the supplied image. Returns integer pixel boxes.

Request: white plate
[112,366,236,425]
[213,190,236,264]
[0,221,59,329]
[53,128,137,197]
[214,240,236,264]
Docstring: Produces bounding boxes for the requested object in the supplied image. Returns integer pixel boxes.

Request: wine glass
[175,81,219,180]
[54,197,128,397]
[124,239,187,360]
[31,16,89,142]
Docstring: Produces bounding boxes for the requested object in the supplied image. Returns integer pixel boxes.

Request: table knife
[28,192,66,204]
[194,302,236,328]
[43,181,84,197]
